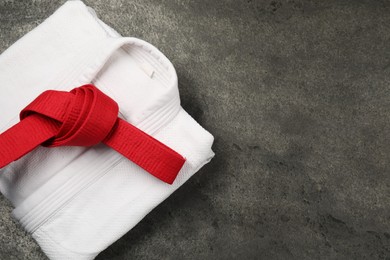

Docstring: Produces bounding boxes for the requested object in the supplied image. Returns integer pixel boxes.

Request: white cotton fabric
[0,1,215,259]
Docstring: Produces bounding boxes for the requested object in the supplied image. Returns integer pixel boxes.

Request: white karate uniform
[0,1,214,259]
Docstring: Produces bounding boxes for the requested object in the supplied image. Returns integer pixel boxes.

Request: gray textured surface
[1,0,390,259]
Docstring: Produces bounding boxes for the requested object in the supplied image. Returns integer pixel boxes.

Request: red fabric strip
[0,84,185,184]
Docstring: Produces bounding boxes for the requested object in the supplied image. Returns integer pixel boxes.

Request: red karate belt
[0,84,185,184]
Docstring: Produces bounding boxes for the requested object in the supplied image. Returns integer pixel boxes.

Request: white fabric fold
[0,1,214,259]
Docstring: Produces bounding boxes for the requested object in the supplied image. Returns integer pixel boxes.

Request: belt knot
[21,85,119,147]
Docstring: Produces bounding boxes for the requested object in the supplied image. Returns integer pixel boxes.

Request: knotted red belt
[0,84,185,184]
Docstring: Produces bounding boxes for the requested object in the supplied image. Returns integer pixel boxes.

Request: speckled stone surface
[0,0,390,259]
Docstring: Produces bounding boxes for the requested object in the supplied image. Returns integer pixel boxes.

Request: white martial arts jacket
[0,1,214,259]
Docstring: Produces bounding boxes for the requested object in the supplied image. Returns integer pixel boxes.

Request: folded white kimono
[0,1,214,259]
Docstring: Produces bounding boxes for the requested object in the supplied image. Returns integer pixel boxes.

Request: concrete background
[1,0,390,259]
